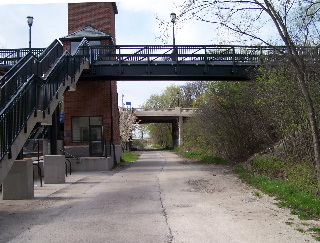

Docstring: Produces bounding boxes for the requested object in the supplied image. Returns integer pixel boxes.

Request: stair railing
[0,40,63,109]
[0,38,90,163]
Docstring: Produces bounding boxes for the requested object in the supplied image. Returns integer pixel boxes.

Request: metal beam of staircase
[0,38,90,184]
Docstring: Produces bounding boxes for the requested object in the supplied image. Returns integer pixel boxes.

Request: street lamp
[170,13,177,46]
[177,92,180,107]
[27,16,34,51]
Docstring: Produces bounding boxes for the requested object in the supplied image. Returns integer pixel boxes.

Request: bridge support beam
[172,121,179,147]
[178,116,183,146]
[2,159,34,200]
[172,114,184,147]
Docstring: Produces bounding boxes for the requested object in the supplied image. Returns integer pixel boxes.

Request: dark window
[71,40,101,55]
[72,116,103,142]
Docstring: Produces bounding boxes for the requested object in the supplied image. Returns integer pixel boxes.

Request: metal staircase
[0,38,90,183]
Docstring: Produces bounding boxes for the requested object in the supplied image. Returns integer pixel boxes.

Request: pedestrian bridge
[0,38,305,184]
[134,107,198,123]
[133,107,199,147]
[1,44,286,81]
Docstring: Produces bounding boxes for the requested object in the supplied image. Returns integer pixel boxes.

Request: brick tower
[60,2,120,160]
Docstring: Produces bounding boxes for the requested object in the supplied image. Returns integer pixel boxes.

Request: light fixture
[27,16,34,50]
[27,16,33,27]
[170,13,177,23]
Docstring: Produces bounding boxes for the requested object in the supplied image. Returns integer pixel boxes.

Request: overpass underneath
[134,107,198,146]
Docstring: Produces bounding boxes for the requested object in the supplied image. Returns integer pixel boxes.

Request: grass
[308,227,320,241]
[121,152,140,163]
[182,151,232,165]
[152,144,167,149]
[234,164,320,220]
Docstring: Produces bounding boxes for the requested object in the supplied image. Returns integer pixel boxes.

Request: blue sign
[59,114,65,123]
[126,102,131,106]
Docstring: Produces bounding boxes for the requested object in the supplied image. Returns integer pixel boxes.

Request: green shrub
[250,155,285,178]
[121,152,140,162]
[286,163,318,193]
[183,151,201,159]
[182,152,231,165]
[234,164,320,220]
[132,139,146,150]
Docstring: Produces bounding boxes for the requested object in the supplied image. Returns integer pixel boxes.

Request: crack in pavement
[157,153,174,243]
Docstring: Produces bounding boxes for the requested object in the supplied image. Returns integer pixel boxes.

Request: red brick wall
[64,2,120,148]
[68,2,117,39]
[64,80,119,145]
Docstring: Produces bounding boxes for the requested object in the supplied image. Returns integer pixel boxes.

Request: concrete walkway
[0,151,318,243]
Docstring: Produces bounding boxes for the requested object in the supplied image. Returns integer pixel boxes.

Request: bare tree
[177,0,320,180]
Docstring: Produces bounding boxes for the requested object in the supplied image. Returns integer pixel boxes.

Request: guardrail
[0,48,45,66]
[133,107,199,112]
[90,45,320,64]
[133,107,199,117]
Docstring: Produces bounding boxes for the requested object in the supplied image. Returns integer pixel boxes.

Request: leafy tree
[143,82,208,147]
[177,0,320,180]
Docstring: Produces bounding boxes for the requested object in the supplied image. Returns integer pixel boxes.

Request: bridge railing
[0,48,45,66]
[133,107,198,111]
[133,107,200,115]
[89,45,281,64]
[90,45,320,65]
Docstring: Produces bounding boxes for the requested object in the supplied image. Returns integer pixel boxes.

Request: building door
[89,125,103,156]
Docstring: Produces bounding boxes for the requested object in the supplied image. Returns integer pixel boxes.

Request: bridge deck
[134,107,198,123]
[91,60,256,81]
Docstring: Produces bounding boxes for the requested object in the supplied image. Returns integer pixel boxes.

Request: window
[72,116,103,142]
[71,40,101,55]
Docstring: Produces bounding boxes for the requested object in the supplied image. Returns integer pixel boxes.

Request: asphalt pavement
[0,151,318,243]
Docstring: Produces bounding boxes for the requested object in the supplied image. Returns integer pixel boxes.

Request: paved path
[0,151,318,243]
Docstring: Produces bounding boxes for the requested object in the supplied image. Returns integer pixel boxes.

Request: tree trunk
[296,71,320,181]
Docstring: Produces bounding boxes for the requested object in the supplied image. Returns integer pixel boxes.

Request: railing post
[118,46,122,74]
[147,46,151,75]
[204,46,208,74]
[232,46,236,74]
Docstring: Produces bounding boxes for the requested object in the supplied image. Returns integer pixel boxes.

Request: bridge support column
[44,155,65,184]
[178,116,183,146]
[2,159,34,200]
[172,121,179,147]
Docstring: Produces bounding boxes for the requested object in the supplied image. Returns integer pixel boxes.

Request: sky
[0,0,274,107]
[0,0,222,107]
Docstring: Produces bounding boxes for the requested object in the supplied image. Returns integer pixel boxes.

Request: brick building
[59,2,120,159]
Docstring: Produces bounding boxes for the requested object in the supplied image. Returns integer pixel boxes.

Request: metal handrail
[0,48,45,66]
[0,38,90,162]
[90,45,320,64]
[0,39,64,109]
[0,75,40,160]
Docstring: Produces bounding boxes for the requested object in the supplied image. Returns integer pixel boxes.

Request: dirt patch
[187,179,216,193]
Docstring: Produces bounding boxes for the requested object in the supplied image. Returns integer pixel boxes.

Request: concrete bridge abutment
[2,159,34,200]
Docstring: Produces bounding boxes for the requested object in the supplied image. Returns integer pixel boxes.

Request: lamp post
[170,13,177,61]
[170,13,177,46]
[177,92,180,107]
[27,16,33,51]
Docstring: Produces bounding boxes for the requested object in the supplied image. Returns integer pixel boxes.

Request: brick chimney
[68,2,118,41]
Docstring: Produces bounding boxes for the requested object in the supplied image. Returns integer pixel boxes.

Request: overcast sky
[0,0,250,107]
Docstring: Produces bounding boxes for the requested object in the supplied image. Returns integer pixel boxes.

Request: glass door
[89,125,103,156]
